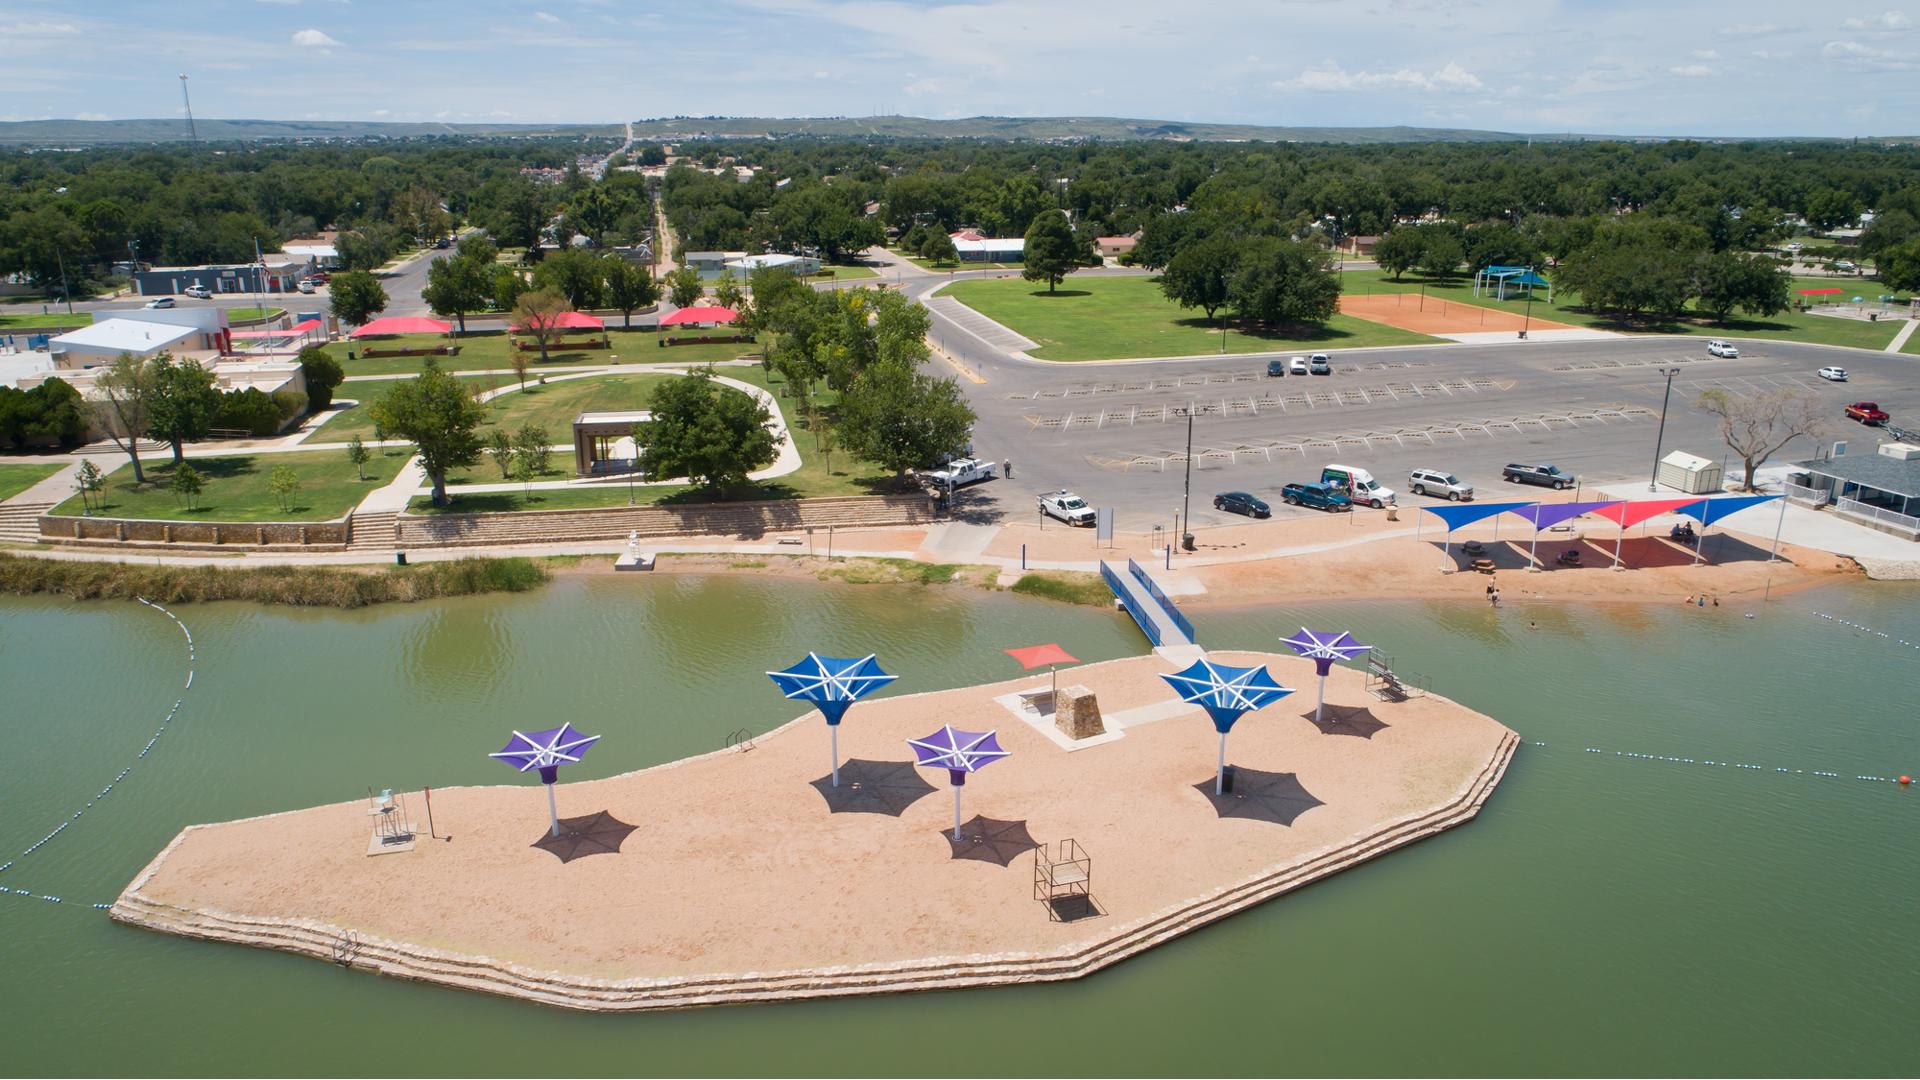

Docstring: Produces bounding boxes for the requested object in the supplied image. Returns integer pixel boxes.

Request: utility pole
[179,75,198,141]
[1648,367,1680,492]
[56,248,73,315]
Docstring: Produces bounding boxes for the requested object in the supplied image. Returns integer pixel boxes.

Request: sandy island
[114,652,1516,1011]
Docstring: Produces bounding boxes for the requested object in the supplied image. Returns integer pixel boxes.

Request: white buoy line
[0,596,199,914]
[1813,612,1920,652]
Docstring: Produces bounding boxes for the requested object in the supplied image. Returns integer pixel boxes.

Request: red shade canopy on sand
[659,306,738,326]
[1591,498,1701,529]
[348,316,452,337]
[512,310,603,331]
[1005,643,1078,670]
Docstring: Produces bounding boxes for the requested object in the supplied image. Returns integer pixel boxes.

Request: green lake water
[1,575,1916,1076]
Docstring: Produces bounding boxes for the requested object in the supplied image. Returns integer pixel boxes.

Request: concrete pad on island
[113,652,1517,1012]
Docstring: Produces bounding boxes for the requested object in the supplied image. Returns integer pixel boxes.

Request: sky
[1,0,1916,136]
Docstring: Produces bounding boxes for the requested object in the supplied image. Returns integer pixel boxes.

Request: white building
[281,243,341,270]
[724,253,822,276]
[47,308,231,369]
[954,237,1025,262]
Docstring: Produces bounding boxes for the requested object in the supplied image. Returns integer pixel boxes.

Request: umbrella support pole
[1216,732,1227,795]
[952,786,963,841]
[1316,676,1326,724]
[545,783,559,838]
[1614,524,1624,571]
[830,725,840,788]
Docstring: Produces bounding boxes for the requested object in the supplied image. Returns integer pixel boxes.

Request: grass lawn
[1340,268,1910,351]
[812,264,880,280]
[945,275,1440,361]
[56,448,411,522]
[326,330,760,376]
[0,462,63,502]
[0,312,92,329]
[223,306,284,322]
[1903,327,1920,356]
[315,375,507,442]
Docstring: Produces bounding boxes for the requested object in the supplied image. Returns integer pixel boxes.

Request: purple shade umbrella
[908,725,1010,839]
[1279,628,1372,724]
[1160,658,1295,794]
[768,652,898,788]
[489,723,601,837]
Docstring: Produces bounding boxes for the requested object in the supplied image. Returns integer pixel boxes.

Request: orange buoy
[1901,775,1912,786]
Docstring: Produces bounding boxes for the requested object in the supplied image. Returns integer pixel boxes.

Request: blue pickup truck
[1280,481,1352,512]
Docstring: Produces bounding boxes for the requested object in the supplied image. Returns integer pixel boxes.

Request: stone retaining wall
[40,514,349,548]
[395,494,934,548]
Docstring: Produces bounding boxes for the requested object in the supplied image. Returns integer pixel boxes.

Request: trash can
[1222,765,1236,793]
[395,551,407,566]
[1182,532,1196,552]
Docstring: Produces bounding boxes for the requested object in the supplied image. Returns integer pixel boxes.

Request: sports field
[1338,292,1577,335]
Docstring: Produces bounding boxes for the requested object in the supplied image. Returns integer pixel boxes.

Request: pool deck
[112,652,1518,1011]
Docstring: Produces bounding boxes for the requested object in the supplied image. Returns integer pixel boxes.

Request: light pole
[1648,367,1681,492]
[1180,403,1194,554]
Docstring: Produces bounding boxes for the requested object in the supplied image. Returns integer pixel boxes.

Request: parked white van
[1321,464,1397,508]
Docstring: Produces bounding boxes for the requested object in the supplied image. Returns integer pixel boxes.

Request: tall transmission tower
[179,74,198,141]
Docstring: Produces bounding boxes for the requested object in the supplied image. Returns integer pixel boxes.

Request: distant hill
[0,118,622,146]
[626,115,1554,143]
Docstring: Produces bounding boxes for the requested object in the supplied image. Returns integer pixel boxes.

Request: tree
[147,356,223,463]
[1227,238,1342,326]
[0,378,86,449]
[485,427,516,478]
[335,227,398,273]
[1464,222,1540,276]
[75,459,103,515]
[919,230,959,266]
[329,270,389,327]
[346,434,370,481]
[667,265,704,309]
[267,463,301,513]
[1693,252,1790,324]
[422,253,491,334]
[490,265,528,313]
[169,461,204,511]
[1877,236,1920,293]
[515,422,552,475]
[509,447,538,499]
[839,364,976,479]
[601,256,657,329]
[1159,234,1239,323]
[296,345,344,411]
[456,233,500,266]
[637,368,778,491]
[1695,387,1825,493]
[512,288,570,364]
[509,348,532,389]
[1802,187,1860,231]
[1372,228,1424,281]
[712,273,745,314]
[368,358,487,505]
[92,352,158,484]
[1021,209,1079,293]
[1416,230,1466,278]
[531,247,606,309]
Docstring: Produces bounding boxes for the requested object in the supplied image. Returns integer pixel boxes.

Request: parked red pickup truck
[1846,402,1890,425]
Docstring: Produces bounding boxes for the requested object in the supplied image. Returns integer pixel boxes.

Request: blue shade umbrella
[1160,658,1295,795]
[490,723,602,837]
[908,725,1011,840]
[1279,628,1372,724]
[768,652,899,788]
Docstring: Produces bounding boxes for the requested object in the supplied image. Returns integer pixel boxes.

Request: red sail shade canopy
[348,316,452,337]
[659,305,738,326]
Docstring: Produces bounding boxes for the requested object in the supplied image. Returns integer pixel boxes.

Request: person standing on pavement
[1003,459,1012,478]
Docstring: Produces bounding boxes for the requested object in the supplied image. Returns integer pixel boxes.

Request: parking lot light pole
[1648,367,1681,492]
[1180,405,1194,554]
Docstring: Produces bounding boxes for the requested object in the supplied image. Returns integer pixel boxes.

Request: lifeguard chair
[1034,838,1093,921]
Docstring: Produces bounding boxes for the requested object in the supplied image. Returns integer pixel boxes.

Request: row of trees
[86,349,339,483]
[661,166,882,259]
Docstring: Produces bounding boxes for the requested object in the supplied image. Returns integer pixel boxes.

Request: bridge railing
[1128,558,1195,644]
[1099,560,1162,646]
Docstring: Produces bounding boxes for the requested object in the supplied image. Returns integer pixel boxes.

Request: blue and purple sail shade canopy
[1160,658,1295,733]
[489,723,602,785]
[766,652,899,725]
[1422,494,1780,533]
[908,725,1010,786]
[1279,628,1372,677]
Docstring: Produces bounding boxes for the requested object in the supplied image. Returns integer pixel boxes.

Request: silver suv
[1408,468,1473,501]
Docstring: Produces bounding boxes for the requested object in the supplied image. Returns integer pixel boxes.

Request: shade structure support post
[545,782,560,837]
[1316,675,1327,724]
[1528,526,1542,572]
[1414,510,1423,543]
[1613,522,1625,571]
[1441,534,1451,573]
[1216,731,1228,795]
[952,785,963,840]
[1693,523,1705,566]
[830,723,840,788]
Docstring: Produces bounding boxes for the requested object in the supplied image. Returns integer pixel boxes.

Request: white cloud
[1278,61,1483,93]
[1669,64,1713,76]
[1822,38,1918,67]
[0,20,78,34]
[1841,11,1911,30]
[1690,49,1720,60]
[292,28,342,48]
[1719,21,1788,36]
[535,10,561,22]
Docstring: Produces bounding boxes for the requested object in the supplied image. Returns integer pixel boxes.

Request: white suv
[1408,468,1473,501]
[1706,339,1738,358]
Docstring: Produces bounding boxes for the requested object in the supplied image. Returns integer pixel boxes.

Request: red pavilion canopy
[659,306,738,326]
[512,310,603,331]
[348,316,452,337]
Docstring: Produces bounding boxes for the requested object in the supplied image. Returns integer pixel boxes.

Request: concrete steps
[395,496,931,549]
[346,510,398,554]
[0,502,55,544]
[111,729,1518,1012]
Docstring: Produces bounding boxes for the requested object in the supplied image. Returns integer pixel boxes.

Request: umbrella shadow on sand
[940,815,1040,867]
[1192,769,1324,826]
[810,758,937,816]
[532,810,639,863]
[1303,704,1388,739]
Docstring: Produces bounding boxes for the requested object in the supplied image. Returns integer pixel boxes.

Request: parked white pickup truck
[924,457,998,488]
[1037,490,1096,526]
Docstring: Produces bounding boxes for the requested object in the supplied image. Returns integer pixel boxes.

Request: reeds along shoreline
[0,554,550,608]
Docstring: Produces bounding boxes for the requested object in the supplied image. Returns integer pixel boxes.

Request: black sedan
[1214,491,1271,518]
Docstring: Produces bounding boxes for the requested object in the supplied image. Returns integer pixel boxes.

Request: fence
[1100,560,1161,646]
[1127,558,1196,644]
[1835,497,1920,533]
[1783,481,1830,507]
